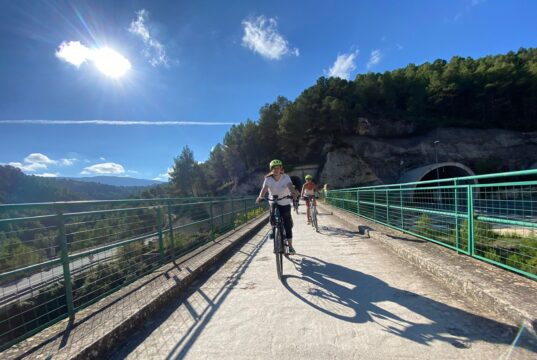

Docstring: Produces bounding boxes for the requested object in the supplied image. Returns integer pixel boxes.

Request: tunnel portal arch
[398,162,476,184]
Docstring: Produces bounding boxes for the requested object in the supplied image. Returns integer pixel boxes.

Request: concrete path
[111,205,536,359]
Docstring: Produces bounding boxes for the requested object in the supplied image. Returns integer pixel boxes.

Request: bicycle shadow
[317,226,360,238]
[282,255,537,353]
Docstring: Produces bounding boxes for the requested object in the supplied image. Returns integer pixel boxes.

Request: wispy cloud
[81,162,125,175]
[8,153,77,172]
[35,173,59,177]
[0,120,237,126]
[367,49,382,69]
[56,41,131,77]
[129,9,169,67]
[327,51,358,80]
[153,167,172,182]
[242,16,299,60]
[452,0,486,22]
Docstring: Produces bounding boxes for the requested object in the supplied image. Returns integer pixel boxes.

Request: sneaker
[288,247,296,255]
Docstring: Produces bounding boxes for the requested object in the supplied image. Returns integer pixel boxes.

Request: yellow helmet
[269,159,283,169]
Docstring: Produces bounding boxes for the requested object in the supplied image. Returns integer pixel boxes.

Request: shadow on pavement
[318,226,361,238]
[283,255,537,354]
[109,232,269,360]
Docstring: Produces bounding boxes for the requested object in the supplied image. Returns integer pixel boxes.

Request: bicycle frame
[304,195,319,232]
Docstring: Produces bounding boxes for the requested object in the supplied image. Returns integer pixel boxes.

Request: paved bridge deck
[110,204,536,359]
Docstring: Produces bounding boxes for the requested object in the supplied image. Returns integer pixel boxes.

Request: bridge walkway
[111,203,534,359]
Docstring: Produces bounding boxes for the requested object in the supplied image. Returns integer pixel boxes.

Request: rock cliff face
[319,128,537,188]
[229,126,537,194]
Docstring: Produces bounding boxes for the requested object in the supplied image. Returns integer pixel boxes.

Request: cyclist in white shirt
[256,159,299,255]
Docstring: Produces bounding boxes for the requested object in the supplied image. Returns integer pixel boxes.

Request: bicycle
[304,194,319,232]
[262,195,292,280]
[292,197,299,215]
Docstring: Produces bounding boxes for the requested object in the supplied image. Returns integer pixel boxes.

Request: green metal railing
[0,196,267,351]
[326,169,537,281]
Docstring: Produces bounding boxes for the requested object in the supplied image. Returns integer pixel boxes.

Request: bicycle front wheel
[312,207,319,232]
[274,227,283,279]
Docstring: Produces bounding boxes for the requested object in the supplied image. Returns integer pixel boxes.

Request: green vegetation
[0,199,266,347]
[156,48,537,198]
[408,214,537,275]
[0,165,145,204]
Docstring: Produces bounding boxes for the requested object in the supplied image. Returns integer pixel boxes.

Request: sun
[92,47,131,78]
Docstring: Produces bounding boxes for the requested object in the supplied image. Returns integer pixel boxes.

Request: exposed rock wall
[319,128,537,188]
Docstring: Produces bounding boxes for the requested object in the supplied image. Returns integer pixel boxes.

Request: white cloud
[60,158,77,166]
[242,16,299,60]
[153,167,172,182]
[327,51,358,80]
[367,49,382,69]
[8,153,78,172]
[81,162,125,175]
[55,41,91,67]
[25,153,56,165]
[129,9,169,67]
[56,41,131,77]
[35,172,59,177]
[0,120,236,126]
[9,161,47,172]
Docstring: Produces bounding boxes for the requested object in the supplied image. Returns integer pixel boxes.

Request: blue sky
[0,0,536,181]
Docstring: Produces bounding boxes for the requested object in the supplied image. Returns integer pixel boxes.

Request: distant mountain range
[0,166,165,203]
[63,176,164,187]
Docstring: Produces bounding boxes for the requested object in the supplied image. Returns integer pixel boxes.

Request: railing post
[210,201,215,240]
[356,190,360,216]
[386,189,390,225]
[373,191,377,221]
[231,198,235,229]
[221,202,224,228]
[399,185,404,229]
[467,185,475,256]
[454,180,460,253]
[166,201,175,261]
[57,207,75,321]
[156,207,165,263]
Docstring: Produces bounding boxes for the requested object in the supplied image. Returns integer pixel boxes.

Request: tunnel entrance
[398,162,476,205]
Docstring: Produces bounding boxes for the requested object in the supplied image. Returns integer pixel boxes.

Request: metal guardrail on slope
[326,169,537,281]
[0,196,267,351]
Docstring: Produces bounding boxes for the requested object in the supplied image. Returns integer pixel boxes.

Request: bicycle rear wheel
[274,227,283,279]
[312,206,319,232]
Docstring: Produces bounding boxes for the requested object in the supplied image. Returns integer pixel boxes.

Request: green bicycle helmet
[269,159,283,169]
[305,175,313,180]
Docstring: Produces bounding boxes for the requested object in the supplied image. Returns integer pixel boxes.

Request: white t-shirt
[262,174,293,206]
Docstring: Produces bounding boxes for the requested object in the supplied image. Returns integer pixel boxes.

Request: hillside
[63,176,163,187]
[0,166,145,204]
[162,48,537,195]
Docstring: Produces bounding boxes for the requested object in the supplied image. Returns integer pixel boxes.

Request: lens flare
[92,47,131,78]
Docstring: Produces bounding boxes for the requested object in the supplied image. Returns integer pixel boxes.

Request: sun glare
[92,47,131,78]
